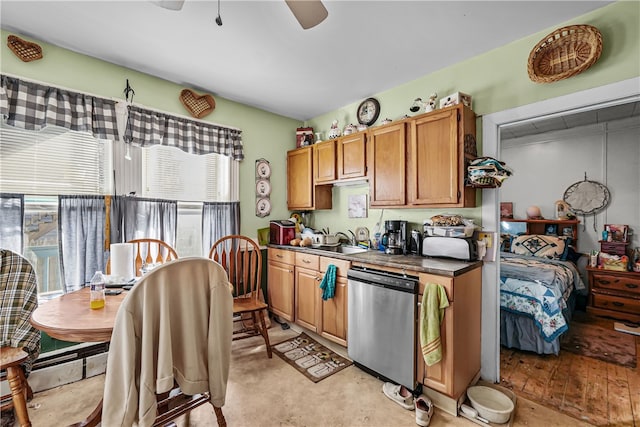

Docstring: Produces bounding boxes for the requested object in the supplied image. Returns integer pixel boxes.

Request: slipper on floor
[382,382,414,410]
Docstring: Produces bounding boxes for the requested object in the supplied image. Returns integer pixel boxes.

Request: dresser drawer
[600,241,628,256]
[295,252,319,270]
[591,272,640,296]
[591,292,640,315]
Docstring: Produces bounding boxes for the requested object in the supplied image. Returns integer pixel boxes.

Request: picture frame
[605,224,628,242]
[545,224,558,235]
[500,202,513,219]
[296,127,314,148]
[562,227,573,237]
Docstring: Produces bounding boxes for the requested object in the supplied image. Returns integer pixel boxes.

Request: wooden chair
[102,258,233,427]
[1,347,32,427]
[209,235,272,358]
[107,238,178,277]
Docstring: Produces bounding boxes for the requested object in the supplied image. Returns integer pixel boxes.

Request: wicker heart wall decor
[7,35,43,62]
[179,89,216,119]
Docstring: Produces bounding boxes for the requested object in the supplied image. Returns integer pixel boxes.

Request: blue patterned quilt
[500,252,585,342]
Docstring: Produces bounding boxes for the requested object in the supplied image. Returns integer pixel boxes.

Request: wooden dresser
[587,267,640,323]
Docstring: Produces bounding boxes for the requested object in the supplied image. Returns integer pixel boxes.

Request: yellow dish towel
[420,283,450,366]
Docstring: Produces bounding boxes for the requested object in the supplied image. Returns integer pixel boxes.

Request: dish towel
[319,264,336,300]
[420,283,450,366]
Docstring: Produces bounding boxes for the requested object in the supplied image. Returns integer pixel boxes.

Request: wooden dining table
[30,287,129,427]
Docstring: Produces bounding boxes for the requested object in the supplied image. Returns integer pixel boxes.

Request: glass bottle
[89,270,106,310]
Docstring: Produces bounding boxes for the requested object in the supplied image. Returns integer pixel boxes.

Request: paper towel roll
[110,243,134,280]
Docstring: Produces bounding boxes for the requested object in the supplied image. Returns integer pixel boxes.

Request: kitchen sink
[315,245,367,255]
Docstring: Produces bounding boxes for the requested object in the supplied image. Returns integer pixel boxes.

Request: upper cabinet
[407,104,476,207]
[368,122,407,207]
[287,147,332,210]
[314,139,337,183]
[337,132,366,180]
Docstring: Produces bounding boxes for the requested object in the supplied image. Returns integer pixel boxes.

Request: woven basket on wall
[179,89,216,119]
[7,35,43,62]
[527,24,603,84]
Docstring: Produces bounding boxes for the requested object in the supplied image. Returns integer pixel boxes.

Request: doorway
[480,76,640,383]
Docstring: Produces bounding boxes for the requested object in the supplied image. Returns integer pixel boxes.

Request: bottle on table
[89,270,106,310]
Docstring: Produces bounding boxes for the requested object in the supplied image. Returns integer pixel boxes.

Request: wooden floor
[500,312,640,426]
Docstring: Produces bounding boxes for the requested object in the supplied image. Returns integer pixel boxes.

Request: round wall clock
[256,179,271,197]
[357,97,381,126]
[256,198,271,217]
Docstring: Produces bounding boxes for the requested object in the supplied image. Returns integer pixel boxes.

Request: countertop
[268,244,482,277]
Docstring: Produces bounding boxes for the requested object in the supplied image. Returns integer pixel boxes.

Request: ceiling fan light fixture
[149,0,185,11]
[285,0,328,30]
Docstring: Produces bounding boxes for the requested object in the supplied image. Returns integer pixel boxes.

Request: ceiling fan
[151,0,328,30]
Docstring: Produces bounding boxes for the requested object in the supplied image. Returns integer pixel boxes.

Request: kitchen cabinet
[287,147,332,210]
[416,267,482,414]
[267,248,295,321]
[368,122,407,206]
[407,104,477,207]
[295,252,321,332]
[314,139,337,183]
[587,267,640,323]
[337,132,366,180]
[318,257,350,346]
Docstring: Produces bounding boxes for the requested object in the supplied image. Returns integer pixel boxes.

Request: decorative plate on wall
[255,158,272,217]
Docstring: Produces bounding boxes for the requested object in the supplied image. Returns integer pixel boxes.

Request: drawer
[591,273,640,296]
[319,257,351,277]
[268,248,295,265]
[600,241,628,256]
[295,252,319,270]
[592,292,640,315]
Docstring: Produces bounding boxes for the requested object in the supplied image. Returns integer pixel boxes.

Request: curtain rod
[1,72,241,132]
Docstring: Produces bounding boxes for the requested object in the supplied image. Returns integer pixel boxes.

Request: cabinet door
[314,140,337,183]
[319,275,348,346]
[416,274,454,396]
[338,133,366,180]
[287,147,313,210]
[295,267,320,332]
[408,108,459,205]
[267,260,295,321]
[368,122,406,207]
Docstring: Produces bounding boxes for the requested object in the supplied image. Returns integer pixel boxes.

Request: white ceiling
[1,1,614,121]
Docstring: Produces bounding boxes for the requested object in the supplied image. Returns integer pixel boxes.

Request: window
[0,123,114,298]
[141,144,238,202]
[0,123,113,195]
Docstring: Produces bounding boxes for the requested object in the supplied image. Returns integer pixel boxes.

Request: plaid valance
[0,75,119,140]
[124,105,244,160]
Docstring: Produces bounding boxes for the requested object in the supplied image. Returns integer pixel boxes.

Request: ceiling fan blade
[285,0,328,30]
[150,0,185,11]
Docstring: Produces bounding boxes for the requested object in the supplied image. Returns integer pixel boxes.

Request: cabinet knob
[303,259,311,264]
[276,254,283,258]
[612,302,624,307]
[625,283,638,289]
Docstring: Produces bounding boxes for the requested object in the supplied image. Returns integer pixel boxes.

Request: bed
[499,234,586,355]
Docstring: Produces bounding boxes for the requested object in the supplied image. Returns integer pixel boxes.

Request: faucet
[335,231,357,246]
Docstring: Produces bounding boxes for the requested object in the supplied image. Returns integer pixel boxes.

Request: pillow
[510,234,570,260]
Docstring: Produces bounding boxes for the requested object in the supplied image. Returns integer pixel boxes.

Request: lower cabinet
[295,252,321,332]
[318,257,350,346]
[416,267,482,403]
[267,248,295,321]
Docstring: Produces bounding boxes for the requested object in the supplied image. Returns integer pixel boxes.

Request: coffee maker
[382,220,408,255]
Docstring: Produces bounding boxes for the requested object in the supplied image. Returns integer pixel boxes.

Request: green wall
[0,28,301,238]
[2,1,639,239]
[304,1,640,236]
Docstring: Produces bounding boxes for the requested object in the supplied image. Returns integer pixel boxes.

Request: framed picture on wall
[605,224,628,242]
[500,202,513,219]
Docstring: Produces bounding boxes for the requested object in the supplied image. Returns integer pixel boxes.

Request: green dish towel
[420,283,450,366]
[319,264,337,300]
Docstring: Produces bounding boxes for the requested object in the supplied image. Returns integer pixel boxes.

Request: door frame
[480,76,640,382]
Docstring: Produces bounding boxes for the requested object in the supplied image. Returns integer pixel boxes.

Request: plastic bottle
[89,271,106,310]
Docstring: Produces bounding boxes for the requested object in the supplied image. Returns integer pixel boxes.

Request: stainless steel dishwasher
[347,266,419,391]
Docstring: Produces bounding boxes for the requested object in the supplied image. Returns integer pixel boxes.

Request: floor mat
[271,332,352,383]
[560,321,637,368]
